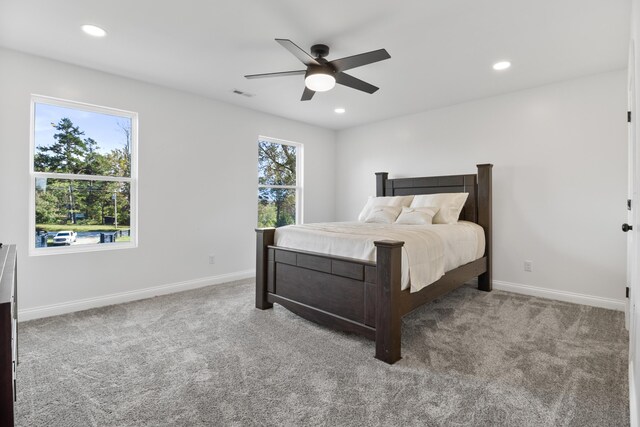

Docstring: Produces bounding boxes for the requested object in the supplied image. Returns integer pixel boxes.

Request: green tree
[108,122,132,226]
[258,141,297,227]
[116,120,132,177]
[34,117,132,228]
[35,118,89,174]
[82,137,110,175]
[35,118,92,224]
[35,184,63,224]
[74,138,108,223]
[257,202,276,228]
[258,142,296,185]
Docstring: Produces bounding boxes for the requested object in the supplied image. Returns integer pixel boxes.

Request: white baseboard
[488,279,626,312]
[19,269,255,321]
[19,272,625,321]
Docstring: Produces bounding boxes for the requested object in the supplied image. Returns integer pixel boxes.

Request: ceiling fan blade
[276,39,320,66]
[329,49,390,72]
[335,72,379,94]
[245,70,306,79]
[301,87,315,101]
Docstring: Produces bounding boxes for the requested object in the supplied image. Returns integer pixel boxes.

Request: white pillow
[357,195,414,222]
[410,193,469,224]
[364,206,403,224]
[395,206,439,225]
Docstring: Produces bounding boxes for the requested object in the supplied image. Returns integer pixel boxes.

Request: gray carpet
[15,281,628,426]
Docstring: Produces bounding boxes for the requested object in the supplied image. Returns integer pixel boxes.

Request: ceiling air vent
[232,89,254,98]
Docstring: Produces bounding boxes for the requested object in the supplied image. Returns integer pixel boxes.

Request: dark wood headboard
[374,164,493,265]
[375,172,478,222]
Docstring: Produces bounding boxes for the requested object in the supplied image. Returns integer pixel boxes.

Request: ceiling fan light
[305,73,336,92]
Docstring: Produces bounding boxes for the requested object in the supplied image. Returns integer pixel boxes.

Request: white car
[53,231,77,245]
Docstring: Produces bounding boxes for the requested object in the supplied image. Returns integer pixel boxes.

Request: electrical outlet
[524,260,533,272]
[208,254,215,265]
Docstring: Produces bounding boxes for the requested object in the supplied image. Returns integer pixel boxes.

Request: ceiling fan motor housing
[305,45,336,90]
[310,44,330,58]
[305,64,335,79]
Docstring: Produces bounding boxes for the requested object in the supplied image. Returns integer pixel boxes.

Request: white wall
[335,70,628,305]
[0,47,336,317]
[0,46,626,316]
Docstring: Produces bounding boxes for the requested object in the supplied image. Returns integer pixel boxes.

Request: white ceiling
[0,0,630,130]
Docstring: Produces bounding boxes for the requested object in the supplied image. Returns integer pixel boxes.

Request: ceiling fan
[245,39,391,101]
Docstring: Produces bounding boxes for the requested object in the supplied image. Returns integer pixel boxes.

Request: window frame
[257,135,304,226]
[29,94,139,256]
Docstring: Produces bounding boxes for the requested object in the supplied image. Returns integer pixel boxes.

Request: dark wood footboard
[255,228,274,310]
[374,241,403,363]
[255,231,408,362]
[255,164,493,364]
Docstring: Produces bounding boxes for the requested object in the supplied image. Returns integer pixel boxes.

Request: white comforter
[274,221,485,293]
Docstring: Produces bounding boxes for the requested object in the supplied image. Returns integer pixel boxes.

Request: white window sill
[29,241,137,257]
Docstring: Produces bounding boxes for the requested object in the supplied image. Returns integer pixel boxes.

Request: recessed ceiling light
[492,61,511,71]
[334,108,346,114]
[81,24,107,38]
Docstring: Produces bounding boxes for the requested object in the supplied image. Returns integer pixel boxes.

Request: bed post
[374,240,404,364]
[476,164,493,292]
[375,172,388,197]
[256,228,275,309]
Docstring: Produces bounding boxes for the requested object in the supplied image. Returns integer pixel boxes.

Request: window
[30,95,137,254]
[257,137,303,228]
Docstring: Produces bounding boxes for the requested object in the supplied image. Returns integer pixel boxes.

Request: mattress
[274,221,485,293]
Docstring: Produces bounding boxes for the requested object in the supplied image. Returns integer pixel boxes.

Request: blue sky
[34,103,131,154]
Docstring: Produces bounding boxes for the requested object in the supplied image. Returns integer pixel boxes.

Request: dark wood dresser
[0,244,17,427]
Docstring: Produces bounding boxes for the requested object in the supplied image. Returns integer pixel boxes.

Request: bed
[255,164,492,364]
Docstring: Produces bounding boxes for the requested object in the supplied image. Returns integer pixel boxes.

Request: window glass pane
[34,103,132,177]
[258,140,296,186]
[35,178,132,247]
[258,188,296,228]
